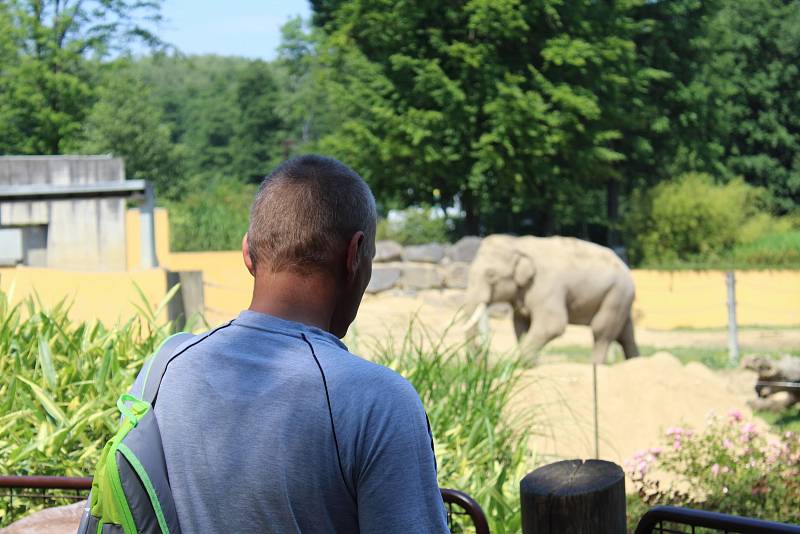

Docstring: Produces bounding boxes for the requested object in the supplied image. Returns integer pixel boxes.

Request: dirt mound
[511,352,758,467]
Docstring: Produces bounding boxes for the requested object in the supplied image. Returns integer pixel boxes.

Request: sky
[157,0,311,60]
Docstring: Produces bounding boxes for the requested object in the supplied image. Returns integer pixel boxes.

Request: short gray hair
[247,155,377,274]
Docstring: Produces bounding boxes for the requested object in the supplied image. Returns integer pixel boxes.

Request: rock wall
[367,236,481,294]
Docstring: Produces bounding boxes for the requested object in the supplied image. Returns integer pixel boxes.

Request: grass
[0,285,195,526]
[756,406,800,434]
[541,344,799,370]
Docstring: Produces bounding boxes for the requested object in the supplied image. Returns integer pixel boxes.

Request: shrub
[376,205,455,245]
[168,179,255,251]
[625,173,795,267]
[626,410,800,523]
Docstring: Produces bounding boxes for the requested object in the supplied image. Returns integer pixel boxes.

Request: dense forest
[1,0,798,266]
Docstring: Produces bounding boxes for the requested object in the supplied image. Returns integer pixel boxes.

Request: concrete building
[0,156,128,271]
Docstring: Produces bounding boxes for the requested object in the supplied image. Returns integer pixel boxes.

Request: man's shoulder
[311,337,419,403]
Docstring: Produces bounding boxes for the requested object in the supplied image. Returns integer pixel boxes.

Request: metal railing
[1,476,491,533]
[635,506,800,534]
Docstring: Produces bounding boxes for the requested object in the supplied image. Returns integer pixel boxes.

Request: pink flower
[740,422,758,442]
[723,438,734,450]
[711,463,720,476]
[728,409,743,422]
[673,440,682,451]
[649,447,662,456]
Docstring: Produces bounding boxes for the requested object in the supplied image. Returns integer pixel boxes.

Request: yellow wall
[0,266,168,324]
[632,270,799,329]
[1,209,795,330]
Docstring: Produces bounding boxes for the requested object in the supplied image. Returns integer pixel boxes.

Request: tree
[77,61,184,196]
[232,60,286,182]
[0,0,163,154]
[307,0,664,236]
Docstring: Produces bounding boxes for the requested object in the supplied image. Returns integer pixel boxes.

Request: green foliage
[0,0,163,155]
[373,326,533,534]
[168,179,255,252]
[304,0,664,235]
[627,413,800,523]
[376,206,454,245]
[0,287,181,525]
[76,61,184,196]
[625,173,795,266]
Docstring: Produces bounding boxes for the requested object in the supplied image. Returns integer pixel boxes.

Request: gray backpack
[76,331,200,534]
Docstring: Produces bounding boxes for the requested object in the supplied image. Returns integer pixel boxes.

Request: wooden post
[521,459,626,534]
[166,270,205,330]
[726,271,739,365]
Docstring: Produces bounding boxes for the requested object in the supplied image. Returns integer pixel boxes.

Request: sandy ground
[512,353,758,466]
[352,290,795,470]
[352,290,800,354]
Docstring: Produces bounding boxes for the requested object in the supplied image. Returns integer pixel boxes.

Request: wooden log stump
[520,459,626,534]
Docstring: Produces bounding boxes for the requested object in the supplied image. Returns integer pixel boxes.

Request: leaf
[37,335,58,390]
[17,376,67,426]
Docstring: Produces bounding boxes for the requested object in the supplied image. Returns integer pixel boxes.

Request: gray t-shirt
[131,310,449,533]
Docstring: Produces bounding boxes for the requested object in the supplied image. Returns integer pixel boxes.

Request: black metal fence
[634,506,800,534]
[0,476,491,534]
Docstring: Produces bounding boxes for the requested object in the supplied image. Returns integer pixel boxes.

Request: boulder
[446,236,482,263]
[402,243,445,264]
[374,240,403,262]
[400,264,445,290]
[366,266,402,294]
[444,262,470,289]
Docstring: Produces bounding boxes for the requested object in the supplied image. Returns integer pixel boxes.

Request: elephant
[463,234,639,364]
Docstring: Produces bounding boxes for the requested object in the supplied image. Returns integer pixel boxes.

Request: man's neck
[248,269,338,333]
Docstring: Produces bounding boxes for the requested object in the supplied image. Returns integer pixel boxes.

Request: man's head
[243,155,377,336]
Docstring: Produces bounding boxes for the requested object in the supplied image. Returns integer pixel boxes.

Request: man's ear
[345,231,365,279]
[242,233,255,277]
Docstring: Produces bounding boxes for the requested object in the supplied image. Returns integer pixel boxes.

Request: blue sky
[157,0,311,60]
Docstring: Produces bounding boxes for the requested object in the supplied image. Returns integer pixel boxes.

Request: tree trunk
[607,180,620,247]
[462,189,480,235]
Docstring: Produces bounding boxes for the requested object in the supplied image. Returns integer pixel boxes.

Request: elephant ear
[513,254,535,287]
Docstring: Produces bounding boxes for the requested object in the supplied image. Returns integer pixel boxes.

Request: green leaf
[17,376,67,427]
[37,336,58,390]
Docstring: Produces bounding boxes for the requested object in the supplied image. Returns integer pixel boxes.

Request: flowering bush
[626,410,800,523]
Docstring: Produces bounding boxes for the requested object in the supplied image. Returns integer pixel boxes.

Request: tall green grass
[1,292,535,531]
[0,286,184,525]
[372,325,535,534]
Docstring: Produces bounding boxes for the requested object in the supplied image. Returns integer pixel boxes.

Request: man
[152,155,449,533]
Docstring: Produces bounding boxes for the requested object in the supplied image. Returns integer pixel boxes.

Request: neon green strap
[118,444,170,534]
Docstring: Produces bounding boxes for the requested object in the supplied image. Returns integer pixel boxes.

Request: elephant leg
[513,310,531,341]
[617,317,640,359]
[518,310,566,365]
[590,294,630,365]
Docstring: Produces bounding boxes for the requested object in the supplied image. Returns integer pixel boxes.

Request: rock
[400,264,445,290]
[446,236,482,263]
[402,243,445,264]
[366,266,401,293]
[488,302,512,318]
[444,262,470,289]
[3,501,84,534]
[374,240,403,262]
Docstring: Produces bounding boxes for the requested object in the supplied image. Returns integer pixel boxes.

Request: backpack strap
[142,320,234,405]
